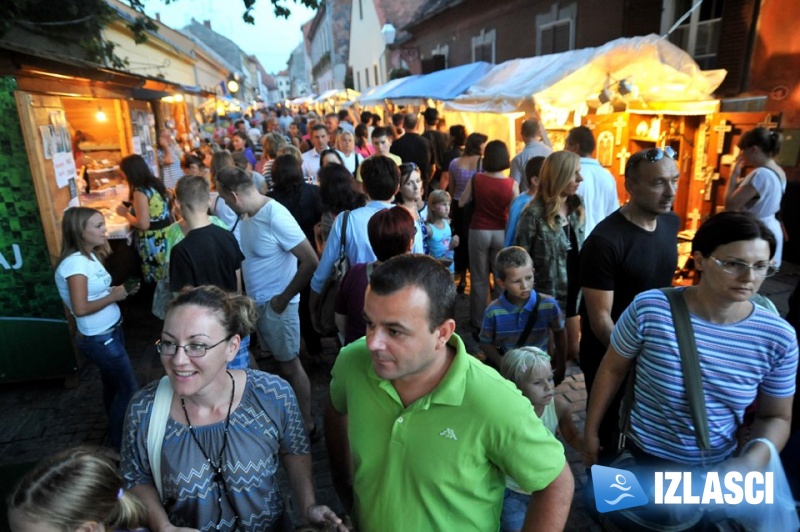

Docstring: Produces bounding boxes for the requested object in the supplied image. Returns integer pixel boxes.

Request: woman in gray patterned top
[121,285,345,532]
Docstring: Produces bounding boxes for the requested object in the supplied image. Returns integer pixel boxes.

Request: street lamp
[381,23,396,45]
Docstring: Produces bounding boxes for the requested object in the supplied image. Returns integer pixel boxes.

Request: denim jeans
[76,322,138,450]
[500,488,531,532]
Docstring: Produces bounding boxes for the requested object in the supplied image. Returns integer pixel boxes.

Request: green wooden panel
[0,77,76,381]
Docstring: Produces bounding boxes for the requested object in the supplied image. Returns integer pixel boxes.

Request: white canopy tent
[446,34,726,114]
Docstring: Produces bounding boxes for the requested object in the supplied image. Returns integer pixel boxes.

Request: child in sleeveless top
[425,190,459,274]
[498,347,582,532]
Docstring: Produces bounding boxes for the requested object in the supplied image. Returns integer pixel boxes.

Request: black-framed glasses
[156,336,232,357]
[625,146,678,175]
[707,256,778,278]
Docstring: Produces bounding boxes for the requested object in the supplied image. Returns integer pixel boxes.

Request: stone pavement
[0,263,798,531]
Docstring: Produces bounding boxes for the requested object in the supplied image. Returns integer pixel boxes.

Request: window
[539,20,572,55]
[358,0,363,20]
[432,44,450,69]
[365,67,370,88]
[471,29,496,63]
[662,0,723,69]
[535,2,576,56]
[356,71,361,91]
[374,64,379,86]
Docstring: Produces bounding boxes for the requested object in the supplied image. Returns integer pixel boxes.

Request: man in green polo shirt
[325,254,574,531]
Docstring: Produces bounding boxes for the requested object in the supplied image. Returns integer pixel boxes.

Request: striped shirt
[612,288,798,464]
[480,291,564,353]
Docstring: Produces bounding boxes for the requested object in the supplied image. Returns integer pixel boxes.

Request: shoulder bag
[315,210,350,336]
[147,375,173,500]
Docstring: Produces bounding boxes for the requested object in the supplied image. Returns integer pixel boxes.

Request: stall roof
[314,88,361,103]
[447,34,727,113]
[379,61,493,101]
[0,32,215,99]
[357,76,421,105]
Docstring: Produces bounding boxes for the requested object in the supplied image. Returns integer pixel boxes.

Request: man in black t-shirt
[390,112,432,189]
[421,108,449,193]
[580,148,680,463]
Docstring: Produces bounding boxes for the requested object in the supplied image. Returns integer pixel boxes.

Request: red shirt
[470,173,515,230]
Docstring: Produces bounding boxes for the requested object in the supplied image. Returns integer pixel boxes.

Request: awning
[447,34,727,113]
[357,76,421,105]
[379,62,493,101]
[1,34,215,100]
[314,88,361,103]
[289,95,317,105]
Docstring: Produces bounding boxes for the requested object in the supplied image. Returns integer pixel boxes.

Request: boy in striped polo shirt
[479,246,567,383]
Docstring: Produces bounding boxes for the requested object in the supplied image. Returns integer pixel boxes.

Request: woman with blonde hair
[335,129,362,175]
[55,207,139,450]
[515,151,584,360]
[8,447,146,532]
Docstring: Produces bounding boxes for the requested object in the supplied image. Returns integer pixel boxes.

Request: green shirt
[165,216,229,258]
[330,333,566,531]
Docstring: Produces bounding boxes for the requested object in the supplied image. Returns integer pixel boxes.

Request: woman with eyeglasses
[121,285,346,532]
[584,212,796,525]
[515,151,583,380]
[395,162,428,254]
[725,127,786,267]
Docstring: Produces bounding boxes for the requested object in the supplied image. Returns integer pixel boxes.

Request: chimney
[204,20,211,29]
[155,12,161,22]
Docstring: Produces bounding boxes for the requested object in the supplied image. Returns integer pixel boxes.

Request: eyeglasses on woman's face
[156,336,232,357]
[707,256,778,278]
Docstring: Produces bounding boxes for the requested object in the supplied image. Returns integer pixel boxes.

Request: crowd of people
[16,108,798,532]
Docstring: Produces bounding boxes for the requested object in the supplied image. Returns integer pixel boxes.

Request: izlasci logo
[592,465,649,513]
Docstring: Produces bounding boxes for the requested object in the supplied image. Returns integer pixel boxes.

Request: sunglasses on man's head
[625,146,678,175]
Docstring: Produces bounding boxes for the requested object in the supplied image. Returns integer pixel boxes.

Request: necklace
[181,370,239,530]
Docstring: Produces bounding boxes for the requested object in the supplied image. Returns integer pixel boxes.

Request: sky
[140,0,318,73]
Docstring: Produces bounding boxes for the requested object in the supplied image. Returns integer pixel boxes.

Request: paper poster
[131,136,142,155]
[48,110,76,188]
[53,152,77,188]
[39,125,55,159]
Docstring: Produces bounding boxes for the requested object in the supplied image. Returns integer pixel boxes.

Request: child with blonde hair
[8,446,146,532]
[499,346,582,532]
[425,189,459,273]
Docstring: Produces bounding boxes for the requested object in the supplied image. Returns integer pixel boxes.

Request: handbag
[315,210,350,336]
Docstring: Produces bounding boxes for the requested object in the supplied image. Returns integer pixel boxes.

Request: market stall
[445,34,727,229]
[0,41,198,382]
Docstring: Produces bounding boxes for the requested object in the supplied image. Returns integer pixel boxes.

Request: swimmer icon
[592,465,649,513]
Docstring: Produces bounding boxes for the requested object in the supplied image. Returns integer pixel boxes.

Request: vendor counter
[79,184,142,284]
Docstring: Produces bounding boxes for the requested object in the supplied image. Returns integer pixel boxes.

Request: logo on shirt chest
[439,428,458,441]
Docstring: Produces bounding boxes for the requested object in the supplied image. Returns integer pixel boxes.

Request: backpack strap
[515,293,543,348]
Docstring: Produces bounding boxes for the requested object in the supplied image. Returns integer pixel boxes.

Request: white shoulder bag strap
[148,375,173,499]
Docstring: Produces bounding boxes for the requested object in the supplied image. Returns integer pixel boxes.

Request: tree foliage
[1,0,320,69]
